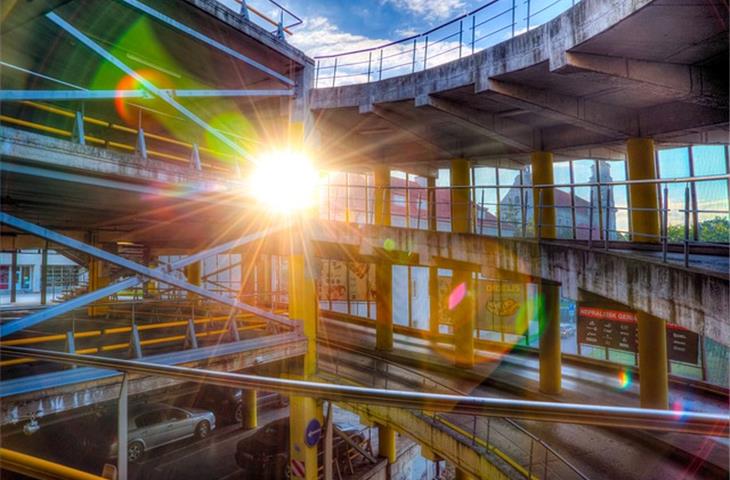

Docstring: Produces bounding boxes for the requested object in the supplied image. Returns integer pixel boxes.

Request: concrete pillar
[427,176,440,338]
[450,158,471,234]
[531,151,556,239]
[289,253,318,377]
[538,282,562,395]
[9,251,17,303]
[373,165,393,351]
[626,138,660,243]
[454,468,476,480]
[242,389,257,429]
[637,311,669,409]
[289,395,319,480]
[185,261,201,300]
[377,424,397,464]
[87,248,110,317]
[450,159,475,368]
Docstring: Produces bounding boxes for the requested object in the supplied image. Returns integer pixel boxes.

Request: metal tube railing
[2,346,728,436]
[314,0,579,87]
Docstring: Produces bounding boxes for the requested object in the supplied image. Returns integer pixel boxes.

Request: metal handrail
[319,340,590,479]
[2,346,727,436]
[314,0,576,87]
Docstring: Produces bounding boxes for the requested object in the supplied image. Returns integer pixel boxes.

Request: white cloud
[289,16,387,58]
[381,0,465,20]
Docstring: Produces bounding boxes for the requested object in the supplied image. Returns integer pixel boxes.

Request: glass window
[693,145,727,177]
[658,147,690,179]
[164,409,189,421]
[135,410,164,428]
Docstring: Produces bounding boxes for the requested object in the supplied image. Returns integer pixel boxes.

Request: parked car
[182,385,288,425]
[234,418,365,479]
[110,403,216,462]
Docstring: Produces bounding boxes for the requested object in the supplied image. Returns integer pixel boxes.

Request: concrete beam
[562,52,729,109]
[415,94,534,152]
[483,79,637,138]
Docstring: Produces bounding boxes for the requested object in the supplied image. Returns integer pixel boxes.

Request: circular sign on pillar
[304,418,322,447]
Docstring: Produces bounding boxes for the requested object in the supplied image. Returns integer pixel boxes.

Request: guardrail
[0,447,112,480]
[314,0,577,87]
[2,346,727,436]
[320,173,730,266]
[319,340,590,479]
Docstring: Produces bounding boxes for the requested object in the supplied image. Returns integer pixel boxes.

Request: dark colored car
[234,418,365,479]
[183,385,288,425]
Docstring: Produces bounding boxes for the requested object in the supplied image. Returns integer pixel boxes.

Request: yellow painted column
[637,312,669,409]
[531,151,556,239]
[538,282,561,395]
[450,159,475,368]
[288,118,321,480]
[373,165,393,351]
[185,261,201,299]
[87,257,110,317]
[378,425,397,464]
[256,254,271,307]
[626,138,660,243]
[243,389,257,429]
[455,468,477,480]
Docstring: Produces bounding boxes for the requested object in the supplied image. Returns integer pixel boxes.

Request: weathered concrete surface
[295,221,730,345]
[310,0,728,167]
[0,333,306,426]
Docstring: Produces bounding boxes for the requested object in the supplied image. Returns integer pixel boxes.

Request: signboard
[577,306,699,364]
[319,260,370,301]
[476,280,527,333]
[304,418,321,447]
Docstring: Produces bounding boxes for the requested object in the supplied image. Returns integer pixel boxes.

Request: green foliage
[667,216,730,243]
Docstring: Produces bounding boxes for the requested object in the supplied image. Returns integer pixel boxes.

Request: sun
[247,149,321,214]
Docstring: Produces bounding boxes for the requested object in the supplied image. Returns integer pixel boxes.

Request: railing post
[367,51,373,82]
[537,189,544,240]
[471,14,476,54]
[315,60,320,87]
[118,373,129,480]
[379,49,384,80]
[684,185,690,267]
[604,187,611,250]
[423,36,429,70]
[511,0,516,37]
[459,20,463,58]
[527,0,531,31]
[662,186,669,262]
[72,110,85,145]
[332,58,338,87]
[411,38,417,72]
[479,189,485,235]
[588,187,594,249]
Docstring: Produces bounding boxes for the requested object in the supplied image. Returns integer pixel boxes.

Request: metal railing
[314,0,577,87]
[319,173,730,267]
[2,345,728,436]
[319,340,590,479]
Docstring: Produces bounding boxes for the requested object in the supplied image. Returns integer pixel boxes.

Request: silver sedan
[110,403,216,462]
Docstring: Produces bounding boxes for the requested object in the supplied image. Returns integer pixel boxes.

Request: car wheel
[234,402,244,424]
[195,420,211,439]
[128,441,144,463]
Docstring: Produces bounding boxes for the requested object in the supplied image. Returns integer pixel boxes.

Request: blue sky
[221,0,486,56]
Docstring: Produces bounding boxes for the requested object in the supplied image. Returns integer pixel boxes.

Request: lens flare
[247,149,320,214]
[618,369,632,390]
[448,282,467,310]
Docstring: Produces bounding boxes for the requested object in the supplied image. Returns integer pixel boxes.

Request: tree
[667,216,730,243]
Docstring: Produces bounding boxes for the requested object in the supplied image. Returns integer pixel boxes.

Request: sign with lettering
[476,281,527,334]
[577,306,699,364]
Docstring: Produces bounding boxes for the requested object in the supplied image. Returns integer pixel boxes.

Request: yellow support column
[538,282,562,395]
[87,257,110,317]
[378,425,397,464]
[185,261,201,299]
[531,151,556,239]
[637,312,669,409]
[451,159,474,368]
[455,468,477,480]
[288,118,321,480]
[626,138,660,243]
[373,165,393,351]
[242,389,257,429]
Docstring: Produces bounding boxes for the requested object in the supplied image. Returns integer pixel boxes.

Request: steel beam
[0,89,294,101]
[2,346,727,436]
[119,0,295,87]
[0,213,296,331]
[45,12,252,162]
